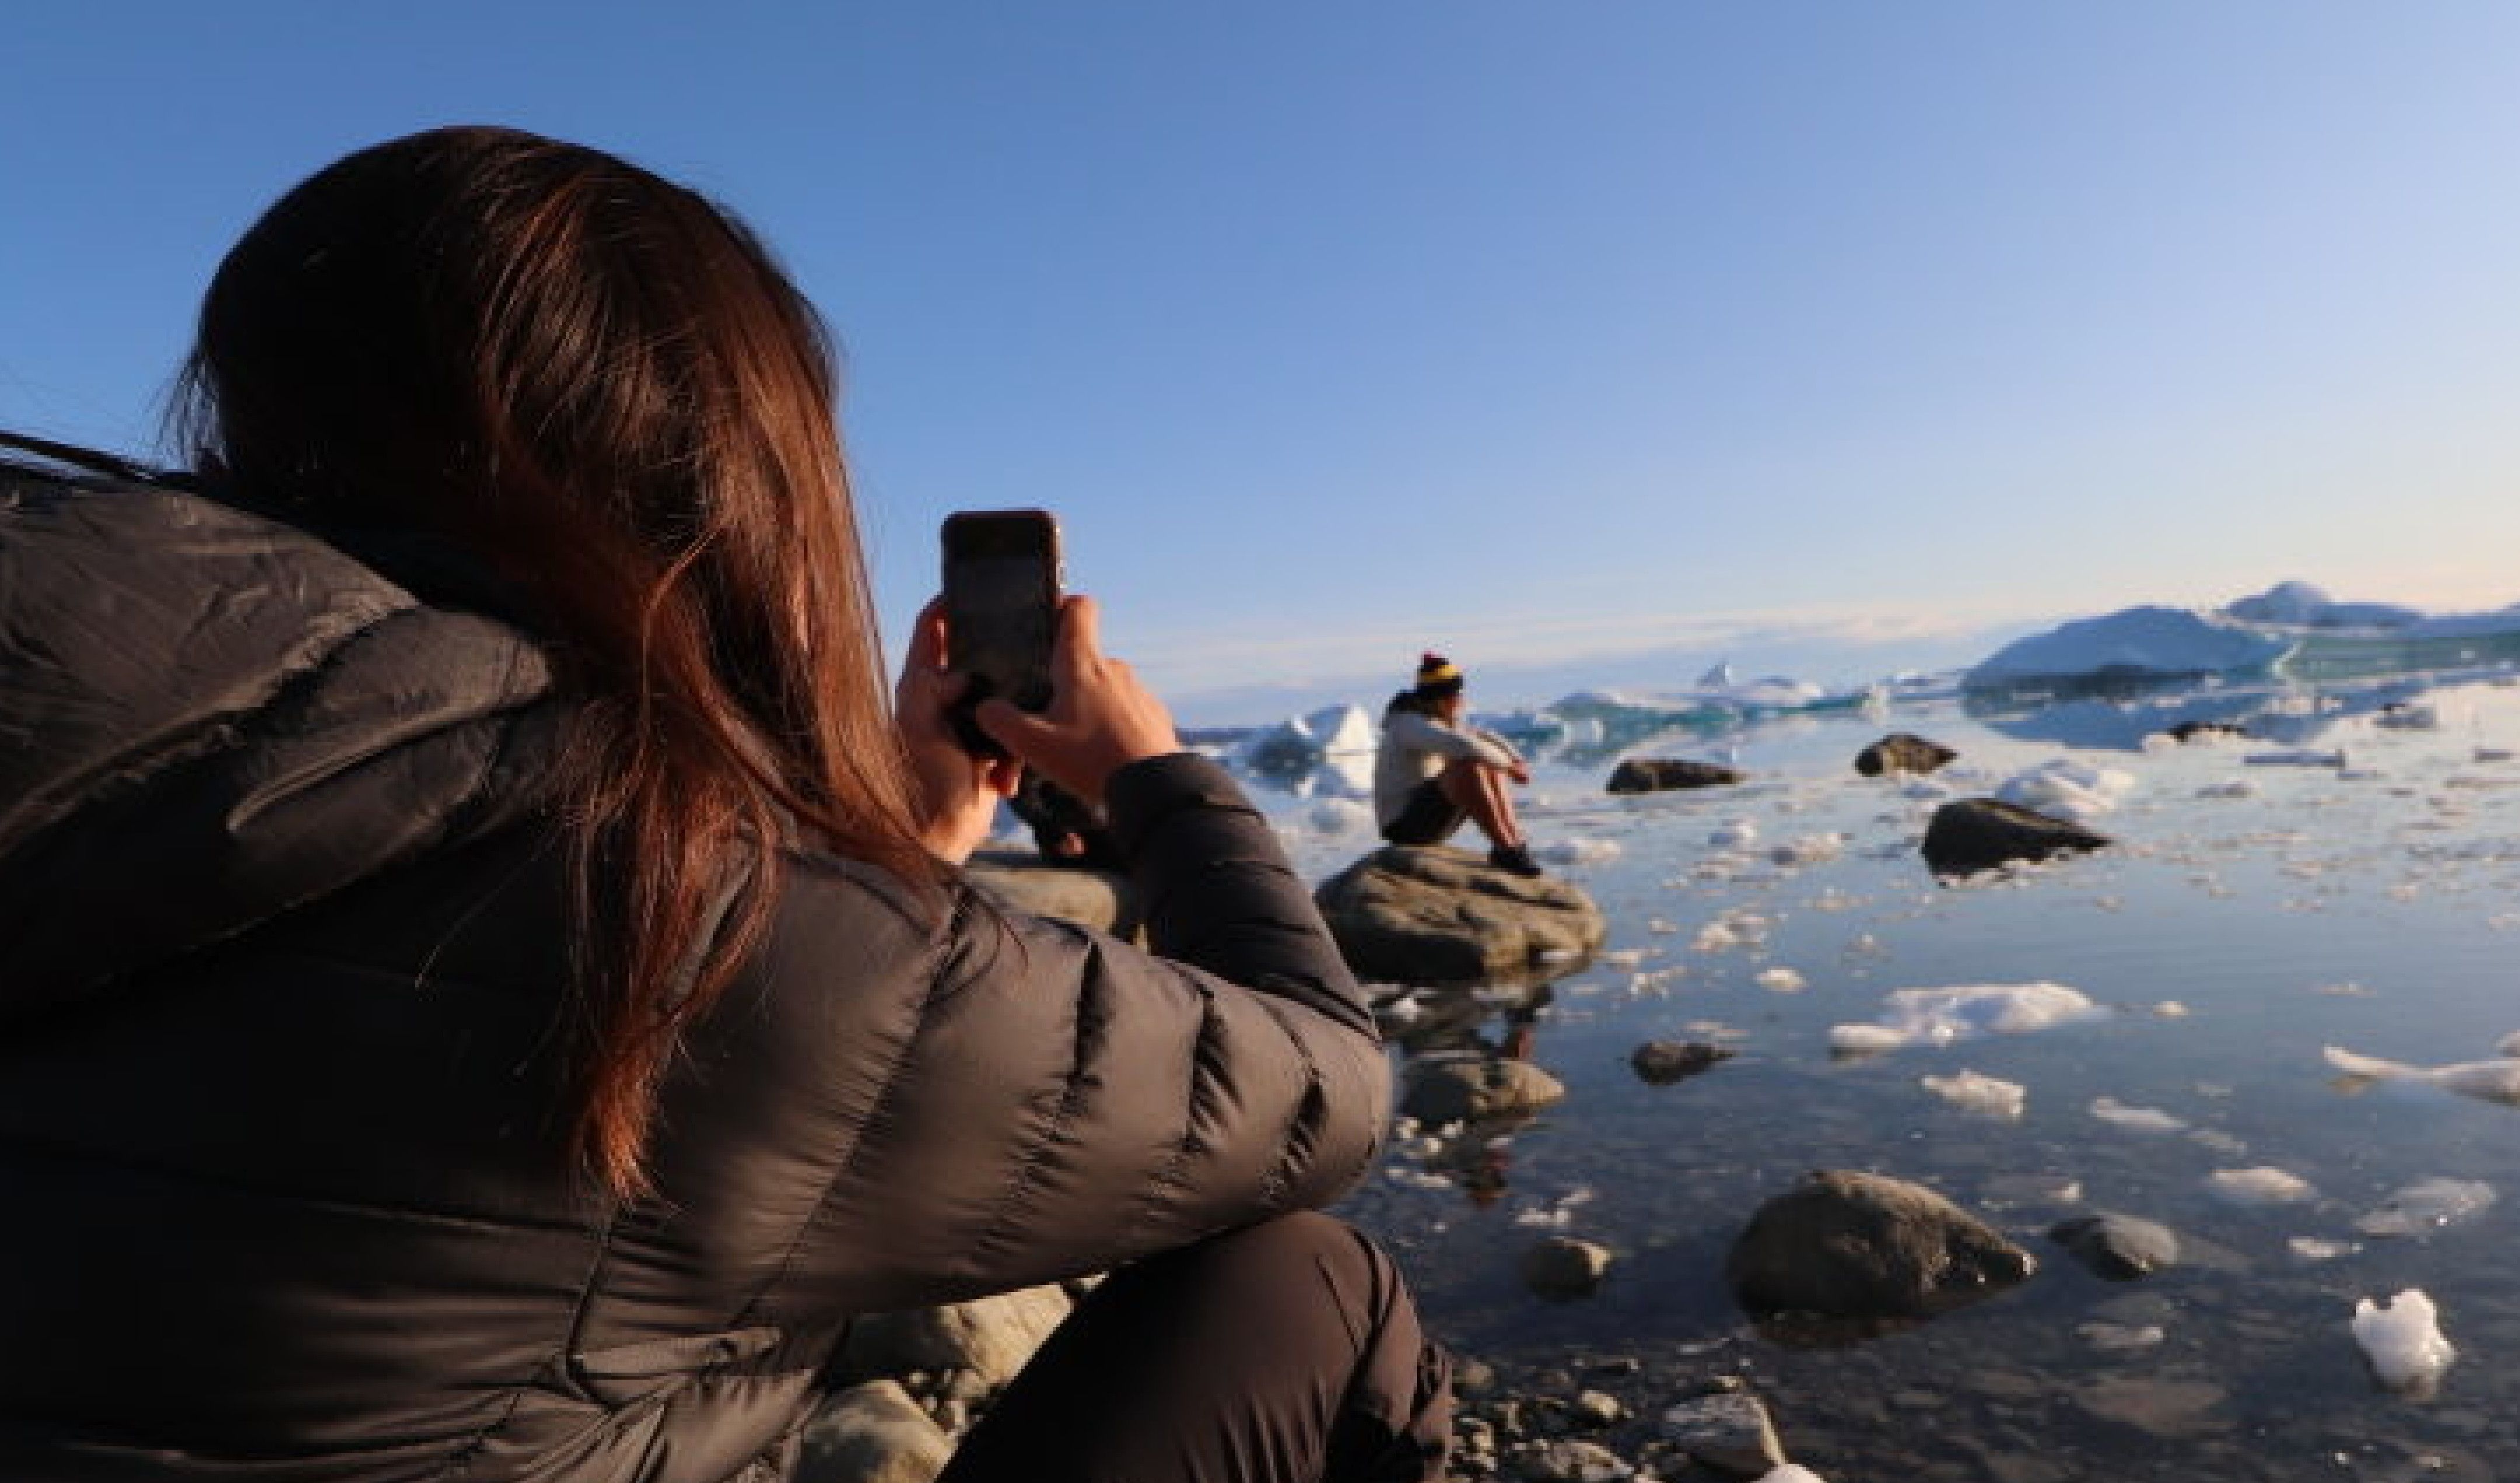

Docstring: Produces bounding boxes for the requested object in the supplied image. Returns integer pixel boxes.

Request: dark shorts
[1381,778,1465,846]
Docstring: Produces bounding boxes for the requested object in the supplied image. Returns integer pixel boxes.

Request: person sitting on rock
[1374,652,1544,876]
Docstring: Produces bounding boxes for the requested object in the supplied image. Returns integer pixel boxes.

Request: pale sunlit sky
[9,4,2519,722]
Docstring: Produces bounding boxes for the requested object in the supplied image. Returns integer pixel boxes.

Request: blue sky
[9,4,2519,722]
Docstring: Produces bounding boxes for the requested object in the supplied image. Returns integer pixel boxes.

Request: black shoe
[1488,843,1544,878]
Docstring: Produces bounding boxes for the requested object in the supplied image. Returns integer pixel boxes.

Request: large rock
[1314,845,1605,984]
[828,1284,1074,1388]
[1660,1388,1788,1478]
[1855,732,1957,777]
[1605,757,1745,794]
[1920,798,2112,878]
[964,850,1140,936]
[1726,1169,2035,1319]
[1400,1055,1567,1127]
[1630,1040,1733,1086]
[795,1380,953,1483]
[1519,1237,1614,1300]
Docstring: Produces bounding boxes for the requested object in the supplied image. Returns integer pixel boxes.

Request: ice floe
[2088,1097,2186,1133]
[1542,836,1624,868]
[1753,967,1807,994]
[2205,1167,2317,1206]
[1920,1069,2025,1118]
[1993,759,2136,822]
[1827,983,2103,1053]
[2355,1177,2496,1237]
[2350,1289,2456,1395]
[2323,1044,2520,1105]
[1768,832,1846,867]
[1966,606,2296,688]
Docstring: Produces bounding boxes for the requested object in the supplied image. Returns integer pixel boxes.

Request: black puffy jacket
[0,468,1388,1481]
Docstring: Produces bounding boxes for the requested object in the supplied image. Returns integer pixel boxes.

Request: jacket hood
[0,474,566,1017]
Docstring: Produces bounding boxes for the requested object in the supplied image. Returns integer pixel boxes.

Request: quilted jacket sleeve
[788,753,1388,1308]
[1383,710,1515,769]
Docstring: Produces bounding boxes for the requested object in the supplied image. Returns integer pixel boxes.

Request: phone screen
[942,511,1060,719]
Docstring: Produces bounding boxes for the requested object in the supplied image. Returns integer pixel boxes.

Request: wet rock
[1402,1056,1568,1127]
[1726,1169,2035,1319]
[965,850,1140,935]
[1920,798,2113,878]
[1506,1438,1634,1482]
[1605,758,1746,794]
[795,1380,953,1483]
[2072,1375,2230,1437]
[1660,1388,1787,1477]
[1856,732,1958,777]
[2049,1213,2181,1280]
[1314,845,1606,983]
[2167,720,2248,743]
[1629,1039,1734,1085]
[1571,1391,1625,1428]
[830,1284,1074,1388]
[1519,1237,1614,1300]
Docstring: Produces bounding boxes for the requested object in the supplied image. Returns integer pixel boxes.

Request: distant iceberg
[1966,606,2295,690]
[1966,583,2520,692]
[1234,703,1377,797]
[2224,581,2420,629]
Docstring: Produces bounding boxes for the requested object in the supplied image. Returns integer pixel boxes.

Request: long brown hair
[175,126,939,1196]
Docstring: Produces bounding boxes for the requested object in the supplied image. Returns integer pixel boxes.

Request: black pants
[937,1212,1454,1483]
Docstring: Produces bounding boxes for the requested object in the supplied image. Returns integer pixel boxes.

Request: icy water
[1256,671,2520,1480]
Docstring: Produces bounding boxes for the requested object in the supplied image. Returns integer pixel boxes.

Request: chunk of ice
[2323,1045,2520,1105]
[1828,983,2103,1052]
[1543,836,1624,866]
[2089,1097,2187,1133]
[1922,1070,2025,1118]
[1755,967,1808,994]
[2206,1167,2317,1205]
[2350,1289,2455,1394]
[2356,1178,2496,1237]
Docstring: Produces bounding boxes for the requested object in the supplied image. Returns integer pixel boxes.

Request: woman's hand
[896,599,1022,864]
[976,595,1179,805]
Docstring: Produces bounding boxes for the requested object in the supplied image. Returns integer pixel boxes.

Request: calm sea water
[1252,670,2520,1480]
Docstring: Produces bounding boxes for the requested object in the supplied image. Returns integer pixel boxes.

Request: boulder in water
[1605,758,1746,794]
[1855,732,1957,777]
[1630,1040,1734,1085]
[1400,1055,1567,1126]
[1519,1237,1614,1300]
[1727,1169,2034,1320]
[1313,844,1604,984]
[1920,798,2112,878]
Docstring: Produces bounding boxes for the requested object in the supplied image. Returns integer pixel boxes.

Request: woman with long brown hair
[0,127,1447,1481]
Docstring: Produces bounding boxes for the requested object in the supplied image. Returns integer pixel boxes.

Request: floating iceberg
[2323,1045,2520,1106]
[2351,1289,2455,1395]
[1966,582,2520,695]
[1966,606,2295,690]
[2355,1177,2496,1237]
[2205,1166,2317,1206]
[2225,581,2421,629]
[1922,1069,2025,1118]
[1995,759,2135,822]
[1828,983,2103,1053]
[1234,704,1377,797]
[2089,1096,2185,1133]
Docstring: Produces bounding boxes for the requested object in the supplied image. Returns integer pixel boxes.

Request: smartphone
[941,509,1062,754]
